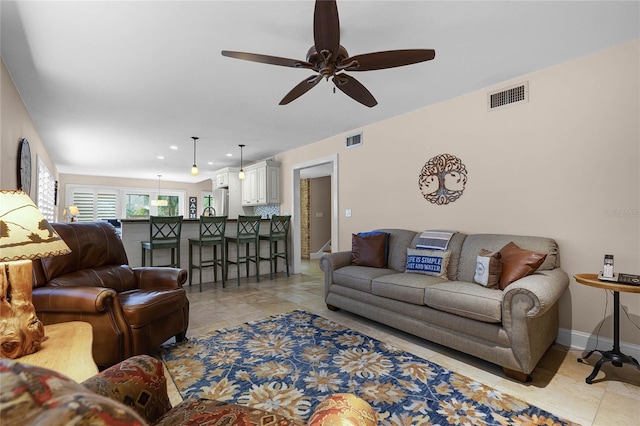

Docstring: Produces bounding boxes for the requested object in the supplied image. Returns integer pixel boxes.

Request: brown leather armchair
[31,222,189,368]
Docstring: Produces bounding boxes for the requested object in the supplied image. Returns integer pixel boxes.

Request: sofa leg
[327,304,339,311]
[503,367,531,383]
[175,332,187,343]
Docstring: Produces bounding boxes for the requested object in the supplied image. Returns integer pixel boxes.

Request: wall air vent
[345,132,363,149]
[488,82,529,111]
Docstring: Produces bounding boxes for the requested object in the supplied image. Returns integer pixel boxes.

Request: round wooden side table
[16,321,98,382]
[574,273,640,384]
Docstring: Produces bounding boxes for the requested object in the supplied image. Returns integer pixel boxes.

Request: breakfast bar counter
[120,218,276,284]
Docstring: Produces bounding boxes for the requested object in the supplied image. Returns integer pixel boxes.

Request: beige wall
[1,59,58,199]
[276,40,640,346]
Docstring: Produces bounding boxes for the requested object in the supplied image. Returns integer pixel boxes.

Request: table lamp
[0,190,71,358]
[68,205,79,221]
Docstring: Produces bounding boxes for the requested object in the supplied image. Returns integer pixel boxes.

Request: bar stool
[259,215,291,279]
[188,215,227,291]
[225,215,261,285]
[141,215,182,267]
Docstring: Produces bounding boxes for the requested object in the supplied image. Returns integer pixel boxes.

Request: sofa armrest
[133,267,188,290]
[82,354,171,424]
[319,251,353,297]
[33,286,118,313]
[502,268,569,321]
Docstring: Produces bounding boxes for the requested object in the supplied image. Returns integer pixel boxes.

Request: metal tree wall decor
[419,153,468,205]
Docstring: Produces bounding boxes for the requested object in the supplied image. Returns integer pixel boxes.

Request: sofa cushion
[47,265,138,292]
[410,232,467,281]
[473,249,502,289]
[405,248,451,279]
[424,281,503,323]
[457,234,559,283]
[333,265,396,293]
[358,231,390,266]
[156,398,303,426]
[374,229,419,271]
[120,288,188,328]
[0,359,146,425]
[499,242,547,290]
[41,222,129,282]
[351,233,388,268]
[372,273,444,305]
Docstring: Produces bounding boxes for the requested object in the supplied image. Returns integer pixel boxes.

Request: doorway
[291,154,338,274]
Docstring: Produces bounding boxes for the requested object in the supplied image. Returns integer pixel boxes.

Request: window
[157,195,180,216]
[126,194,150,219]
[36,157,56,221]
[71,190,118,222]
[66,184,186,221]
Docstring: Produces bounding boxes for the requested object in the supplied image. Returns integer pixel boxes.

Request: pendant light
[238,144,245,180]
[191,136,199,176]
[151,175,168,206]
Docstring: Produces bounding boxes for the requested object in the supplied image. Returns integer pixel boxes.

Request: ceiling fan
[221,0,435,108]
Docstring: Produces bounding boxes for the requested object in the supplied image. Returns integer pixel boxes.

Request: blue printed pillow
[358,231,390,267]
[405,248,451,279]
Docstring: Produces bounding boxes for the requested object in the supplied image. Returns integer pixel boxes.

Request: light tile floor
[159,260,640,425]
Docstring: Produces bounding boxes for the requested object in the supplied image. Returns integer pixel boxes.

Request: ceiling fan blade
[221,50,313,69]
[338,49,436,71]
[279,75,323,105]
[332,73,378,108]
[313,0,340,61]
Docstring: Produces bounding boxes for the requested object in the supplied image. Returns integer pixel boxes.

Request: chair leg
[269,241,275,280]
[254,238,260,282]
[213,246,218,283]
[285,239,290,277]
[188,244,193,287]
[198,243,203,292]
[236,240,241,286]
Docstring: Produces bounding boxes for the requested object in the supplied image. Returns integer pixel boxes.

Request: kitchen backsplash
[254,204,280,219]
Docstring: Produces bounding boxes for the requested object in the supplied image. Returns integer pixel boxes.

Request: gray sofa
[319,229,569,382]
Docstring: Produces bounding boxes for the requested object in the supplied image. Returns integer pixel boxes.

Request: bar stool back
[259,215,291,279]
[188,215,227,291]
[225,216,261,285]
[141,215,183,267]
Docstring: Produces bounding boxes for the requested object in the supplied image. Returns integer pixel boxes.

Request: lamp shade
[68,205,79,216]
[0,190,71,262]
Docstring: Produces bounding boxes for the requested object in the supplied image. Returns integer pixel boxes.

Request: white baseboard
[557,327,640,360]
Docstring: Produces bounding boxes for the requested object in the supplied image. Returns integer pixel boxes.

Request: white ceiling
[2,1,638,183]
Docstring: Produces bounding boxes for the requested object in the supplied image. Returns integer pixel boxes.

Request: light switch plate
[345,209,352,217]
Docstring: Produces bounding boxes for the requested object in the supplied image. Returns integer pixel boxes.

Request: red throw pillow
[499,242,547,290]
[352,233,388,268]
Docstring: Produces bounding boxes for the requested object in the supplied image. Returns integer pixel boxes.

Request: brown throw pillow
[352,233,388,268]
[473,249,502,289]
[499,242,547,290]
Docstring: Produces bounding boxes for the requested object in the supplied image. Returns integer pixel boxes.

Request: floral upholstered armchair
[0,355,377,425]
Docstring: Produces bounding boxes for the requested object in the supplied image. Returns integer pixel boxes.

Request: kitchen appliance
[212,188,229,217]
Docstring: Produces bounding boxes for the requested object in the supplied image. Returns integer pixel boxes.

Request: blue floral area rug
[160,310,578,425]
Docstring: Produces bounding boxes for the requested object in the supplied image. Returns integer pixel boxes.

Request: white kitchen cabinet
[241,161,280,206]
[215,168,236,189]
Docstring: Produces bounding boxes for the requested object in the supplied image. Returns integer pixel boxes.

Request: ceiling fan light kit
[221,0,435,107]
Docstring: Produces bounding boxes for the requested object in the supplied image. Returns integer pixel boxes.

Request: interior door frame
[291,154,338,274]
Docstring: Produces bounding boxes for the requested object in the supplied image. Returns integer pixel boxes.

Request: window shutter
[72,191,95,222]
[97,192,117,219]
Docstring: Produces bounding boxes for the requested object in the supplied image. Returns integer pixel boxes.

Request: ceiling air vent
[488,82,528,111]
[345,132,363,149]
